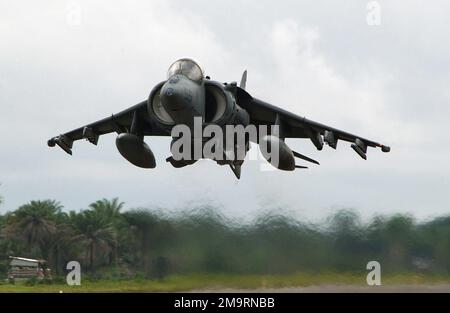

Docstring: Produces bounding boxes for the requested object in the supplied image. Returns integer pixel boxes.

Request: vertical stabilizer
[240,70,247,90]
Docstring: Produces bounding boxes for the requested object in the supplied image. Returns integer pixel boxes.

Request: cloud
[262,20,422,146]
[0,1,449,221]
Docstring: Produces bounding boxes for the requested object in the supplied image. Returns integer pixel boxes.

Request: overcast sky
[0,0,449,221]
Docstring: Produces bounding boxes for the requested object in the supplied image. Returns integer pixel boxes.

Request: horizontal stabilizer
[295,165,308,169]
[292,150,320,165]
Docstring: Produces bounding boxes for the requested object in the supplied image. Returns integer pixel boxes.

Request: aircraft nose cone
[164,87,175,97]
[160,83,184,111]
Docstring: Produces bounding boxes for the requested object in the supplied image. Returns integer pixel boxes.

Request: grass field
[0,273,449,292]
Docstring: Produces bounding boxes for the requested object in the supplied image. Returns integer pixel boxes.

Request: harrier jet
[48,58,390,178]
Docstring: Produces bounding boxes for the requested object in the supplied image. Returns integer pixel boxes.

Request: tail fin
[240,70,247,90]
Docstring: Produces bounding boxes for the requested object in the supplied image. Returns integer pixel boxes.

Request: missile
[115,133,156,168]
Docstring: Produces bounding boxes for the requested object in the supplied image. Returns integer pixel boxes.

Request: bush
[151,256,170,281]
[52,276,65,284]
[24,277,38,286]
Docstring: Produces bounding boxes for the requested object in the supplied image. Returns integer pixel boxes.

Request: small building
[8,256,51,281]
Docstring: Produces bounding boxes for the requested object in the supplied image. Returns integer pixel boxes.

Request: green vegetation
[0,198,449,290]
[0,273,449,292]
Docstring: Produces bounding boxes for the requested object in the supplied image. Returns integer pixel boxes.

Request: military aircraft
[48,58,390,179]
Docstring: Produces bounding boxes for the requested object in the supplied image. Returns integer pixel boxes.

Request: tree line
[0,198,449,279]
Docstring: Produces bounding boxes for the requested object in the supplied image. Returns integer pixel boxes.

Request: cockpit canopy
[167,58,204,83]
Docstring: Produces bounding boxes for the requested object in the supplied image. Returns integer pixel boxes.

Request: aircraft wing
[47,101,167,155]
[236,90,390,159]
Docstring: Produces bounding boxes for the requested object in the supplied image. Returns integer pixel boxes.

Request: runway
[190,284,450,293]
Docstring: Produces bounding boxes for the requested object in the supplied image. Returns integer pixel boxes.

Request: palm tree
[46,211,80,275]
[3,200,62,259]
[122,210,170,274]
[70,210,116,270]
[122,210,157,254]
[89,198,124,222]
[88,198,125,265]
[0,214,5,230]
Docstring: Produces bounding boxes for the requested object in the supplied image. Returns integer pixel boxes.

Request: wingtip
[49,135,73,155]
[47,138,56,147]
